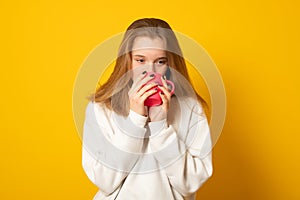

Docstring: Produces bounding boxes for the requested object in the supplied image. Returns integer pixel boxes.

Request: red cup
[144,72,175,107]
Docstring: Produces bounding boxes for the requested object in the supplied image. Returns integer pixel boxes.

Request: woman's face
[131,36,168,79]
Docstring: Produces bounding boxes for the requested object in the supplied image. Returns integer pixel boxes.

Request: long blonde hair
[88,18,210,120]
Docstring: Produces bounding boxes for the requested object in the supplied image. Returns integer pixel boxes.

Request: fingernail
[142,71,147,74]
[150,74,155,77]
[163,75,166,80]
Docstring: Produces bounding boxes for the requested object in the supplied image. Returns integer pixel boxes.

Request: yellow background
[1,0,299,199]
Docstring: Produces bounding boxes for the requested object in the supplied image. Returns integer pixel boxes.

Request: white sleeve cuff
[129,109,148,128]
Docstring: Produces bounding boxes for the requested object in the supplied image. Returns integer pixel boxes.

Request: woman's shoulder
[85,101,111,118]
[177,96,203,110]
[176,96,206,118]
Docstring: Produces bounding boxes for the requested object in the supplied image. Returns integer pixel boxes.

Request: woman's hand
[128,72,157,116]
[148,76,172,122]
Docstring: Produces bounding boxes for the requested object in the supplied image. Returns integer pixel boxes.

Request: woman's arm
[82,102,147,196]
[148,100,213,197]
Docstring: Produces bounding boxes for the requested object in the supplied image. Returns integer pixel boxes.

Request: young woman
[82,18,213,200]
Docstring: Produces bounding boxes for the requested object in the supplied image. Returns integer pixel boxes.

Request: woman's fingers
[140,88,158,101]
[158,85,171,100]
[130,72,155,94]
[137,74,155,89]
[131,87,157,104]
[161,75,168,89]
[137,82,157,96]
[129,86,157,116]
[159,91,169,111]
[131,72,147,90]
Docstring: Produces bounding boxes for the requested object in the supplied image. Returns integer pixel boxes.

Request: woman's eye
[156,59,167,65]
[136,59,145,63]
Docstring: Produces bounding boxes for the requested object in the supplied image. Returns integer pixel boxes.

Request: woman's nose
[145,62,155,72]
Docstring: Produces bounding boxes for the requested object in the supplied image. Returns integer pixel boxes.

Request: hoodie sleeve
[148,99,213,197]
[81,102,147,196]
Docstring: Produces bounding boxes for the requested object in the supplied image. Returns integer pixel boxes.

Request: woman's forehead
[132,36,166,51]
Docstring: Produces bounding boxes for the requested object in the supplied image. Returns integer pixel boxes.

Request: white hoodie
[82,96,213,200]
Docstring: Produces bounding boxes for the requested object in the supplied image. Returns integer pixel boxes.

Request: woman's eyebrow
[155,57,167,60]
[132,55,145,57]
